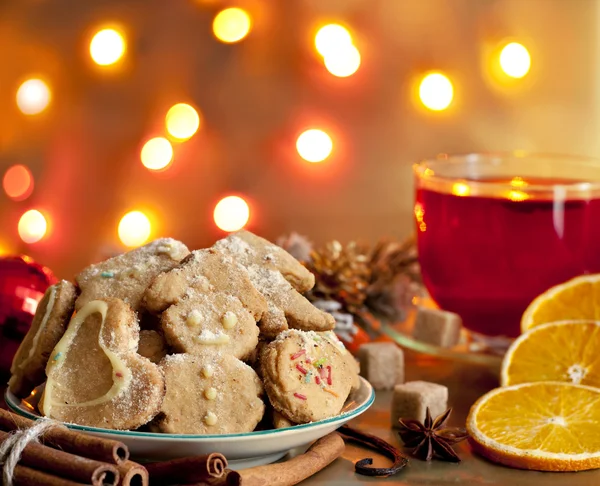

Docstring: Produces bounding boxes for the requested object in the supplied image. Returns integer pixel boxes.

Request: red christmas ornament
[0,255,57,380]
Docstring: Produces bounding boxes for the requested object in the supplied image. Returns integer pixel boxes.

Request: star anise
[397,408,469,462]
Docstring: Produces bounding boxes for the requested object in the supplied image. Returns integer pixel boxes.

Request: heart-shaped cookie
[40,298,165,430]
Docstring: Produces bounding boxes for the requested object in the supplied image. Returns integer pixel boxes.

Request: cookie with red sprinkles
[260,329,356,423]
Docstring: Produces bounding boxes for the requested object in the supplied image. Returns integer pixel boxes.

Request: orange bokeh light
[3,165,34,201]
[213,196,250,232]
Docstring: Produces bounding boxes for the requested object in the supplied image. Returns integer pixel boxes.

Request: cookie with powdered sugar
[217,230,315,292]
[40,298,165,430]
[154,353,264,434]
[9,280,77,397]
[260,329,356,424]
[143,248,265,360]
[75,238,190,313]
[214,232,335,338]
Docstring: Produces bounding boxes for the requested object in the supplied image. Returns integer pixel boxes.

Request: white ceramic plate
[5,377,374,468]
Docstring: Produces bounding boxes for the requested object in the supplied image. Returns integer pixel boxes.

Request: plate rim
[5,376,374,440]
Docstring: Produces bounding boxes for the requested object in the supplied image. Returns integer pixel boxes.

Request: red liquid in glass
[416,178,600,337]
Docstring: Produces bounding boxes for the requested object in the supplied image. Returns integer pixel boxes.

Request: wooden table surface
[2,350,599,485]
[302,350,600,486]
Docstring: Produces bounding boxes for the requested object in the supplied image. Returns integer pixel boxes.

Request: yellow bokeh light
[510,176,528,188]
[315,24,353,57]
[414,203,426,232]
[16,79,51,115]
[212,8,252,44]
[141,137,174,171]
[296,129,333,163]
[500,42,531,79]
[419,72,454,111]
[324,44,361,78]
[90,28,126,66]
[507,190,529,202]
[166,103,201,141]
[118,211,152,247]
[214,196,250,232]
[452,182,470,197]
[18,210,47,244]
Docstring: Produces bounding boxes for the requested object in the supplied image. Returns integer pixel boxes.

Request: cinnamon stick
[0,430,119,485]
[193,470,242,485]
[117,460,148,486]
[12,464,89,486]
[145,452,227,485]
[237,432,345,486]
[0,409,129,464]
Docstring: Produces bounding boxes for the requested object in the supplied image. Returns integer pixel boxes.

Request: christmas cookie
[154,353,265,434]
[143,248,266,318]
[214,232,335,338]
[75,238,189,313]
[161,291,260,360]
[40,298,165,430]
[215,230,315,292]
[260,329,356,423]
[137,330,168,364]
[321,330,361,392]
[9,280,77,398]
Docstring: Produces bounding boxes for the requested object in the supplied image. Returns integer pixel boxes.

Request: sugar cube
[391,380,448,428]
[412,307,461,348]
[357,342,404,390]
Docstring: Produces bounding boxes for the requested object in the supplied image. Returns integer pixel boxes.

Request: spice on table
[145,453,226,485]
[339,425,408,477]
[235,432,345,486]
[397,407,469,462]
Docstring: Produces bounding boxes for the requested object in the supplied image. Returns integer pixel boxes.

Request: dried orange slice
[467,382,600,471]
[521,274,600,333]
[502,321,600,388]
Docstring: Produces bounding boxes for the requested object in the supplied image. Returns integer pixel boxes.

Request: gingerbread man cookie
[40,298,165,430]
[143,248,266,316]
[214,232,335,338]
[75,238,189,312]
[155,353,265,434]
[143,249,266,359]
[261,329,356,423]
[9,280,77,398]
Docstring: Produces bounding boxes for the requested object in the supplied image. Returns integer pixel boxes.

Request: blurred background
[1,0,598,279]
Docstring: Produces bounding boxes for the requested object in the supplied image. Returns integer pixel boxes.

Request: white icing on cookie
[42,300,133,416]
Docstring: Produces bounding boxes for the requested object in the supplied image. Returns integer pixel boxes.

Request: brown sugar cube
[357,342,404,390]
[412,307,461,348]
[391,381,448,428]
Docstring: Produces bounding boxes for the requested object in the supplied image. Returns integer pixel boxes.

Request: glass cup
[413,153,600,338]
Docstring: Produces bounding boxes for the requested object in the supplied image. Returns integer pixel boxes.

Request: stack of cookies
[8,232,360,434]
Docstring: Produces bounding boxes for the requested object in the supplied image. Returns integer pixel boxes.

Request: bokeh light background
[0,0,598,278]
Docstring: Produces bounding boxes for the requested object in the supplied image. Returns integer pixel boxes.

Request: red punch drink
[414,154,600,338]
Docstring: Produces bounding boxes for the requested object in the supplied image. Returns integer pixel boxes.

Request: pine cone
[306,240,371,314]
